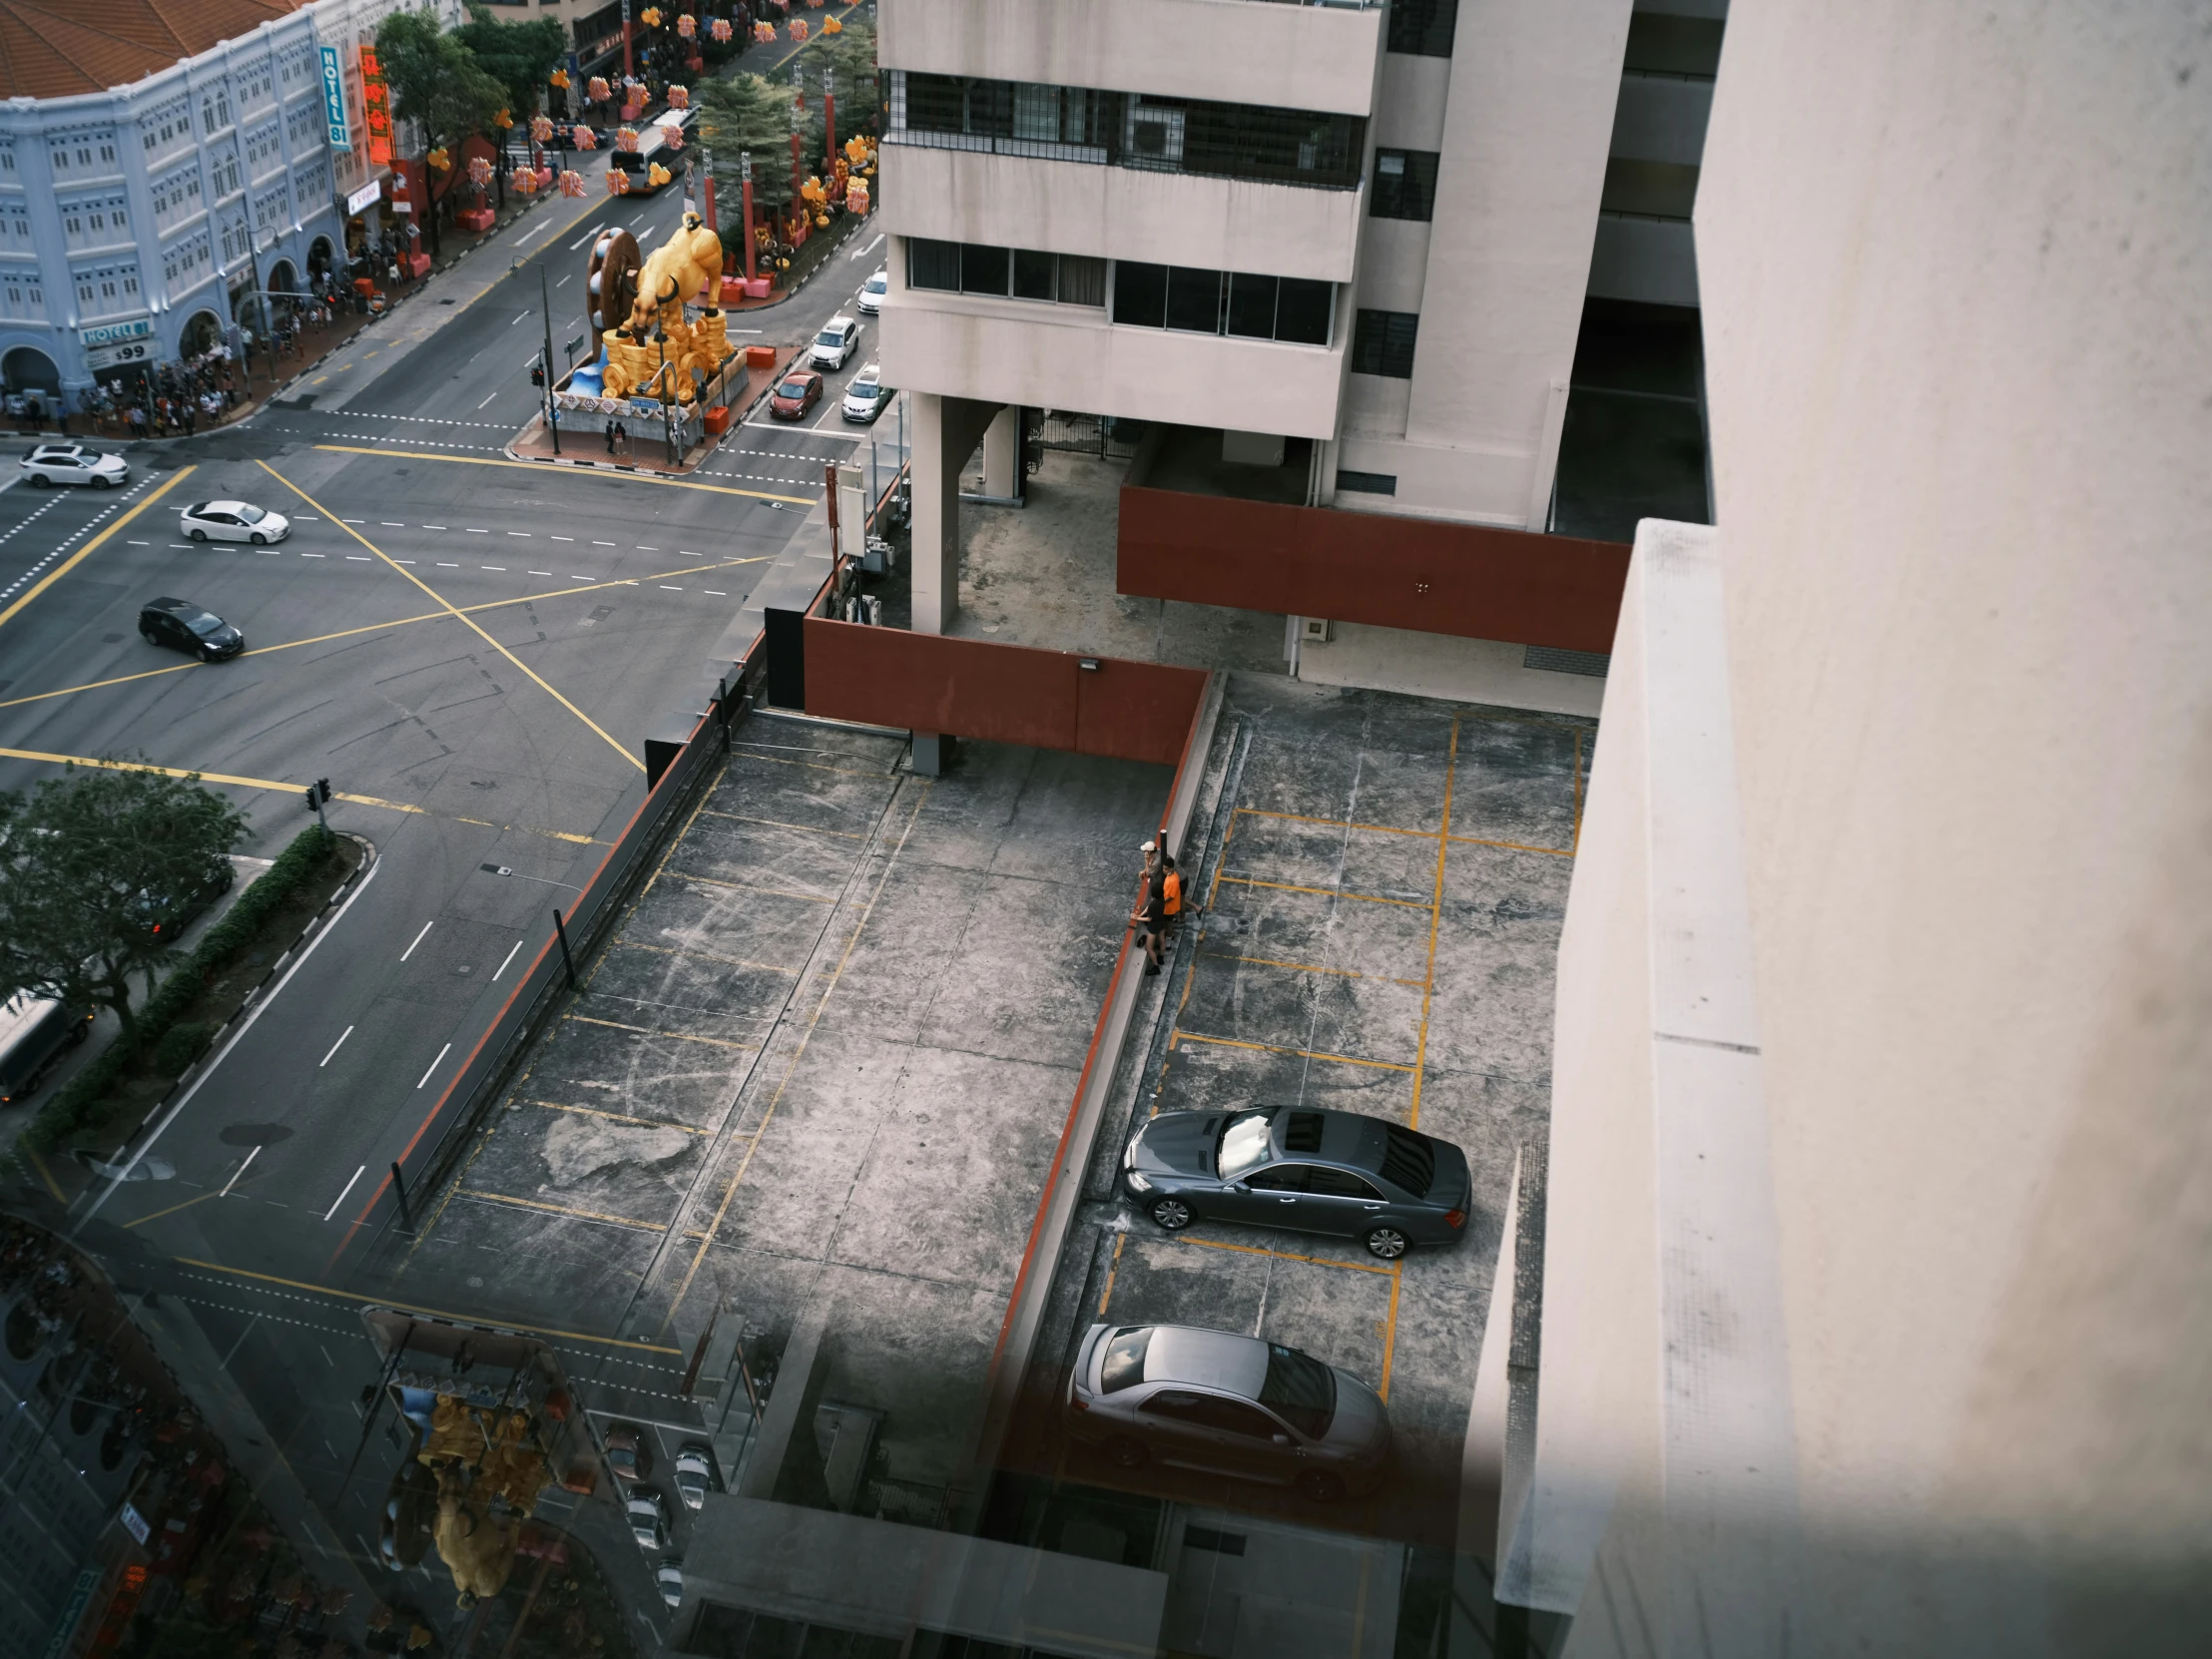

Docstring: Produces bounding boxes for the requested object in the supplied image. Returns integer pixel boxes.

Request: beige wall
[882,143,1366,284]
[879,0,1382,117]
[1523,2,2212,1652]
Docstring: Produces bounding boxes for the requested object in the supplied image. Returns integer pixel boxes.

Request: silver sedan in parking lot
[1063,1323,1390,1501]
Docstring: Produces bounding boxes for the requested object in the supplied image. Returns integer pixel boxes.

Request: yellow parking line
[612,938,799,975]
[0,467,195,632]
[458,1190,677,1233]
[1168,1233,1395,1277]
[1171,1031,1414,1072]
[523,1100,715,1135]
[1379,1262,1402,1401]
[173,1256,683,1353]
[1234,807,1437,839]
[1201,950,1364,981]
[123,1188,227,1229]
[22,1146,66,1203]
[1445,833,1574,858]
[1097,1231,1126,1316]
[665,870,835,904]
[258,459,644,773]
[563,1014,759,1051]
[312,444,814,505]
[1212,875,1431,909]
[701,809,869,840]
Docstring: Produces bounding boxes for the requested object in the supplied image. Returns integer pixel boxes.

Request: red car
[768,370,823,420]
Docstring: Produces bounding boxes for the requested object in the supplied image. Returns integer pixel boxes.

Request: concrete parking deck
[1050,673,1586,1550]
[397,712,1172,1515]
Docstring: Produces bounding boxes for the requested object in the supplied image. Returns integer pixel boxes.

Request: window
[1380,1125,1436,1197]
[1306,1167,1383,1201]
[1117,263,1334,346]
[1351,308,1419,377]
[1281,1110,1326,1154]
[1243,1165,1311,1193]
[1387,0,1458,57]
[1101,1327,1150,1393]
[907,238,959,291]
[1337,469,1397,497]
[1371,150,1440,221]
[958,243,1010,295]
[1259,1345,1336,1439]
[1217,1109,1276,1181]
[1010,248,1105,305]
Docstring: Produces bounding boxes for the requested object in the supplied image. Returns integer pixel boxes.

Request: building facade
[0,0,453,403]
[874,0,1718,672]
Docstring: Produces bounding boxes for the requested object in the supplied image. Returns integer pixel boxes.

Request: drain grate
[1524,644,1611,678]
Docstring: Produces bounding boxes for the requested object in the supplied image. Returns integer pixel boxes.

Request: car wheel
[67,1019,90,1047]
[250,531,267,546]
[189,528,208,542]
[91,475,111,489]
[1105,1437,1149,1470]
[200,647,218,663]
[1364,1226,1409,1261]
[28,473,49,487]
[1148,1197,1193,1232]
[1297,1469,1347,1504]
[140,627,157,644]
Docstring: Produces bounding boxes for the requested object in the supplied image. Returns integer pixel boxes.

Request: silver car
[625,1487,670,1551]
[1064,1323,1389,1501]
[673,1441,714,1510]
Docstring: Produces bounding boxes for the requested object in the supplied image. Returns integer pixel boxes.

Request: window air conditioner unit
[1126,103,1185,169]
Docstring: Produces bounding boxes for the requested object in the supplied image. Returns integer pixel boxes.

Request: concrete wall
[882,142,1366,284]
[877,276,1348,439]
[878,0,1382,117]
[1522,2,2212,1651]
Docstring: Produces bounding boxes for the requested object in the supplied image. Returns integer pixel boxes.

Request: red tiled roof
[0,0,307,102]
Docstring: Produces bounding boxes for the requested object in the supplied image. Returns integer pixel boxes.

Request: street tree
[457,6,568,125]
[697,72,803,222]
[807,20,880,143]
[375,9,507,257]
[0,765,247,1046]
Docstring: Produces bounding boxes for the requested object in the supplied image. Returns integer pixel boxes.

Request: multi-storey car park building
[0,0,448,406]
[875,0,1722,699]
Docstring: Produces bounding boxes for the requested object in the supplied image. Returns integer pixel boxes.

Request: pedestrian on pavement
[1161,851,1191,939]
[1129,839,1167,976]
[604,417,616,454]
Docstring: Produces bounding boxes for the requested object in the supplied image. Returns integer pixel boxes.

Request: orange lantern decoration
[711,17,732,41]
[640,6,661,25]
[467,154,492,188]
[530,114,554,145]
[512,167,540,195]
[659,123,685,152]
[666,85,690,109]
[647,162,672,189]
[558,169,586,198]
[493,109,513,131]
[426,146,451,173]
[844,179,868,217]
[607,168,631,197]
[752,20,775,42]
[823,16,841,33]
[788,19,808,41]
[676,13,695,37]
[572,126,597,150]
[550,68,570,91]
[587,76,611,103]
[616,127,640,153]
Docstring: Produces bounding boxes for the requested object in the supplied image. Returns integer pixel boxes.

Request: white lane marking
[465,527,488,534]
[394,559,416,565]
[220,1146,261,1197]
[637,224,657,245]
[300,552,324,558]
[556,273,572,286]
[492,939,524,981]
[127,538,149,545]
[79,854,387,1221]
[528,569,552,576]
[679,550,699,556]
[424,524,447,529]
[510,312,526,325]
[636,544,658,550]
[549,535,573,541]
[347,555,370,561]
[437,561,459,567]
[659,585,682,591]
[482,566,505,571]
[322,1165,366,1221]
[341,517,364,523]
[704,589,726,596]
[295,515,320,521]
[320,1025,354,1067]
[400,919,434,961]
[381,521,404,526]
[848,232,884,262]
[257,549,281,556]
[415,1043,451,1090]
[592,540,615,546]
[569,228,595,250]
[506,530,530,536]
[478,393,499,408]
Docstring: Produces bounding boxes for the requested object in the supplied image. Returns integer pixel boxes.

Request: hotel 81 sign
[319,45,351,151]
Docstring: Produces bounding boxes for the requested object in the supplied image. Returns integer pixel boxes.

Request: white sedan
[180,500,290,545]
[855,268,886,314]
[20,443,129,488]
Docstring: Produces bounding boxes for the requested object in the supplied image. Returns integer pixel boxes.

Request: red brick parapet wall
[1117,485,1632,656]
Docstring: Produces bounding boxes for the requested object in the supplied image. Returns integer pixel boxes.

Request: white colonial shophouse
[0,0,458,404]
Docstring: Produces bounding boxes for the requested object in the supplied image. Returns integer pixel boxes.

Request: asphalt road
[0,185,894,1645]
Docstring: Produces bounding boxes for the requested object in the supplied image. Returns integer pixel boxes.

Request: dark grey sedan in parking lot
[1122,1104,1470,1259]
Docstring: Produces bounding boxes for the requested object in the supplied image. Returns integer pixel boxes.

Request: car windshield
[850,379,878,395]
[1259,1344,1336,1438]
[817,328,844,345]
[778,380,810,398]
[865,275,886,291]
[1217,1109,1277,1180]
[236,506,266,524]
[180,610,225,636]
[1100,1326,1151,1393]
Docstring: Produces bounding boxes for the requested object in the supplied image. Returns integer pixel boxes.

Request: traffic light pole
[303,777,332,840]
[540,263,562,456]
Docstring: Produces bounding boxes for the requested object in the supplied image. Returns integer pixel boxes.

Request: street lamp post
[824,69,836,183]
[539,263,562,457]
[741,151,756,283]
[656,333,676,466]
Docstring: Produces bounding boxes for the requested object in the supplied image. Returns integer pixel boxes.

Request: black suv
[140,596,245,661]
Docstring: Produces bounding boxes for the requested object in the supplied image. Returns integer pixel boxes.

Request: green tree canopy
[375,10,507,166]
[807,20,879,137]
[0,765,247,1043]
[457,4,568,123]
[697,73,803,214]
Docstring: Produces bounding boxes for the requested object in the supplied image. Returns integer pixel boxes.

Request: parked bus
[0,991,91,1105]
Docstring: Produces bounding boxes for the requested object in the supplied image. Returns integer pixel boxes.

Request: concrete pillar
[908,391,1001,636]
[981,403,1021,499]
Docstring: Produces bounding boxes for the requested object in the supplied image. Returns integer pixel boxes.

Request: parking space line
[1097,1231,1126,1316]
[1408,716,1459,1133]
[1571,728,1586,854]
[1171,1031,1414,1071]
[612,938,800,975]
[666,870,836,904]
[700,808,868,840]
[1236,807,1436,839]
[563,1013,760,1051]
[1379,1263,1403,1400]
[1445,833,1574,857]
[523,1099,716,1135]
[1167,1231,1395,1278]
[1212,874,1431,909]
[1200,949,1367,981]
